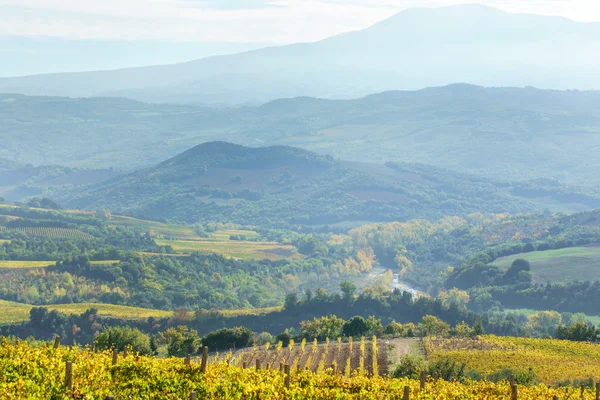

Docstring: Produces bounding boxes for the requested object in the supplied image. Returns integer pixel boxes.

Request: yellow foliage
[0,340,594,399]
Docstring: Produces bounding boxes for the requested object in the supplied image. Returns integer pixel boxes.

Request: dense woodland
[1,198,600,349]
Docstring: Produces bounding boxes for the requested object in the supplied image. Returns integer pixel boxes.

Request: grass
[491,244,600,283]
[110,215,197,239]
[506,308,600,325]
[112,215,297,260]
[218,306,282,316]
[90,260,120,265]
[156,237,296,261]
[0,301,172,324]
[0,260,54,269]
[135,252,189,258]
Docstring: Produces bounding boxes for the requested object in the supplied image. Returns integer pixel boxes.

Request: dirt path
[383,338,423,366]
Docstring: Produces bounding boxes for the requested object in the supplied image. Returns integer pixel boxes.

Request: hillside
[0,163,117,201]
[3,86,600,190]
[1,5,599,105]
[59,141,582,227]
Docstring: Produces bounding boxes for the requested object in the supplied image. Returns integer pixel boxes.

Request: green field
[0,260,54,269]
[492,245,600,283]
[0,300,172,324]
[156,234,296,261]
[113,216,296,260]
[506,308,600,325]
[110,215,198,239]
[90,260,120,265]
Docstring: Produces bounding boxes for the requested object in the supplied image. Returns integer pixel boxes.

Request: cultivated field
[230,337,391,376]
[112,215,296,261]
[156,236,296,261]
[492,244,600,283]
[110,215,198,239]
[0,300,172,324]
[425,335,600,384]
[0,260,54,269]
[0,226,94,240]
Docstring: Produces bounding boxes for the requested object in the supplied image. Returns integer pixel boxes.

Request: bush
[391,355,428,379]
[486,368,537,386]
[427,357,466,381]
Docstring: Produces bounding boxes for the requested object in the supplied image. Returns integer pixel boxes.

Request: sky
[2,0,600,44]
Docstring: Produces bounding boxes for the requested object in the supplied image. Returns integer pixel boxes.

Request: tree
[556,322,599,342]
[526,311,562,337]
[342,316,369,338]
[284,293,298,311]
[275,331,291,347]
[159,325,201,357]
[300,315,344,340]
[438,288,470,310]
[149,336,159,356]
[94,326,152,355]
[202,327,254,351]
[340,281,356,300]
[504,259,530,284]
[418,315,450,337]
[366,315,384,337]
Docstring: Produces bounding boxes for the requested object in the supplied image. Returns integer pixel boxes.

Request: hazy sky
[2,0,600,44]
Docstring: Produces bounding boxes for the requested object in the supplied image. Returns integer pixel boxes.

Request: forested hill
[2,86,600,190]
[62,142,597,228]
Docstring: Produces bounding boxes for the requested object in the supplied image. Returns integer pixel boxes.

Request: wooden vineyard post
[433,373,439,383]
[190,391,197,400]
[200,346,208,373]
[511,383,518,400]
[284,364,291,389]
[597,382,600,400]
[65,361,73,393]
[242,361,247,369]
[279,363,284,373]
[420,371,426,390]
[553,396,558,400]
[112,348,118,365]
[402,385,410,400]
[54,336,61,349]
[509,375,515,386]
[256,359,261,370]
[105,396,115,400]
[581,385,585,399]
[185,354,191,366]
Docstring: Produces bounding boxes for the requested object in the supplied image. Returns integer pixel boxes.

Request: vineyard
[425,335,600,384]
[0,340,598,399]
[0,226,94,240]
[231,336,388,376]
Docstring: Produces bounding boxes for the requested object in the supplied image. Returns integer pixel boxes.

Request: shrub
[391,355,427,379]
[487,368,537,386]
[428,357,466,382]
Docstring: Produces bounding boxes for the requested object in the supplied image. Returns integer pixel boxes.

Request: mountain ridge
[1,5,600,104]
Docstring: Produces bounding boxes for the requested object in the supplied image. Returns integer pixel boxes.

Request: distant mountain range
[2,85,600,190]
[60,142,599,227]
[1,5,599,105]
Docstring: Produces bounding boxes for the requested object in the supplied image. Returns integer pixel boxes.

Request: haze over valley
[2,2,600,397]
